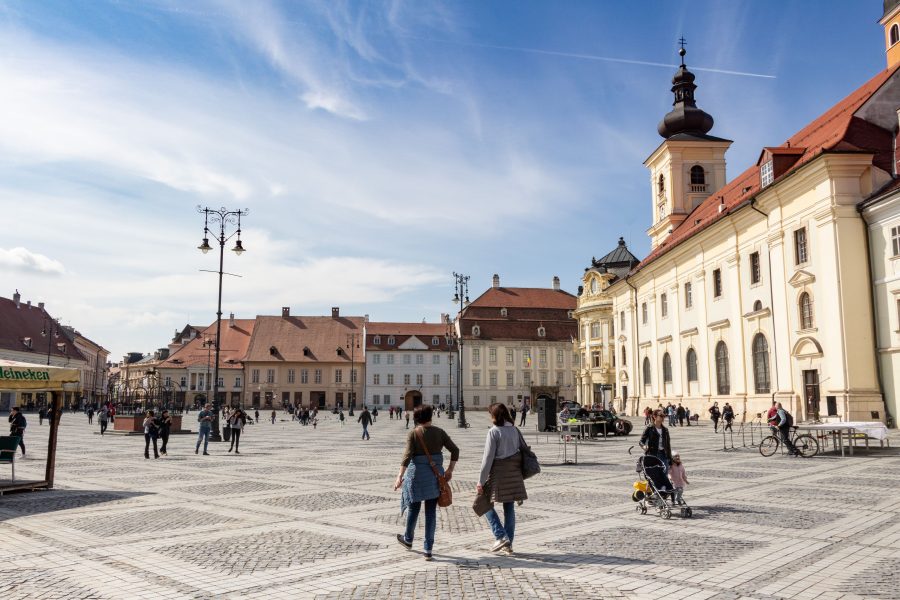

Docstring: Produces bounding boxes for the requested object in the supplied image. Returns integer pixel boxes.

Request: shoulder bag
[516,428,541,479]
[414,427,453,508]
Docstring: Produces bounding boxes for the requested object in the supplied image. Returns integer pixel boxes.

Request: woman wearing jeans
[477,403,527,554]
[228,408,246,454]
[394,405,458,561]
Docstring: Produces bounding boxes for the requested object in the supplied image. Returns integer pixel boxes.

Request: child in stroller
[632,453,692,519]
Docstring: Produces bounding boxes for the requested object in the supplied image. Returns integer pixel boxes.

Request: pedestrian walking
[389,406,394,420]
[668,452,689,504]
[394,405,459,561]
[639,409,672,472]
[643,406,652,426]
[509,406,517,425]
[87,407,94,424]
[358,406,373,440]
[8,406,26,456]
[157,410,172,455]
[254,409,260,424]
[228,408,246,453]
[38,407,46,426]
[271,409,276,425]
[519,401,528,427]
[476,403,528,555]
[708,402,721,433]
[339,410,346,427]
[685,407,692,426]
[196,403,213,455]
[397,407,403,421]
[371,406,378,423]
[405,411,410,429]
[143,410,160,459]
[722,403,735,432]
[676,403,686,427]
[98,406,109,435]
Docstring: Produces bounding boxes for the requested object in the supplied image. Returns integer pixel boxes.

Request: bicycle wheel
[795,434,819,458]
[759,435,780,457]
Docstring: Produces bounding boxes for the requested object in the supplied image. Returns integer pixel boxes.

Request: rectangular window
[164,376,172,386]
[301,369,308,384]
[794,228,808,265]
[335,369,343,384]
[472,372,481,386]
[592,351,601,368]
[351,369,357,384]
[750,251,761,284]
[472,348,480,364]
[384,394,391,404]
[523,349,531,366]
[473,395,480,406]
[387,355,395,365]
[251,369,260,384]
[235,376,241,388]
[489,371,497,387]
[266,369,275,384]
[198,374,204,390]
[488,347,497,364]
[373,354,381,364]
[403,374,411,385]
[557,370,565,385]
[373,374,380,385]
[180,376,187,387]
[685,282,693,308]
[556,349,564,364]
[713,269,723,298]
[523,371,531,386]
[892,226,900,257]
[506,372,514,387]
[387,374,394,385]
[539,372,548,386]
[416,354,424,365]
[403,354,411,365]
[620,310,625,330]
[590,323,601,338]
[314,369,322,384]
[433,394,440,403]
[433,354,440,365]
[287,368,295,384]
[660,293,668,318]
[641,302,648,324]
[506,349,514,365]
[433,373,440,385]
[539,349,547,367]
[373,394,380,404]
[416,374,423,386]
[760,160,774,187]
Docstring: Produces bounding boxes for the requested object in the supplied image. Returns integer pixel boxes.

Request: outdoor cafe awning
[0,359,80,391]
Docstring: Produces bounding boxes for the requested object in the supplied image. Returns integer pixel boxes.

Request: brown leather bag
[414,426,453,508]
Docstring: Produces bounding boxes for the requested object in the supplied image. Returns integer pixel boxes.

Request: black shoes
[396,534,412,550]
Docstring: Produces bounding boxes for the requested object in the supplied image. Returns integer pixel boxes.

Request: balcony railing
[690,184,707,193]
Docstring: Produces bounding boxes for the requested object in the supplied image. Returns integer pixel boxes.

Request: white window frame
[760,160,774,188]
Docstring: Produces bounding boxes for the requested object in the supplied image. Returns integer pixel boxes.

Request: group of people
[638,409,691,504]
[394,403,529,559]
[643,403,692,427]
[707,402,736,433]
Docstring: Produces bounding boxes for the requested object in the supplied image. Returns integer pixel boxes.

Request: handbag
[517,429,541,479]
[414,427,453,508]
[472,489,493,516]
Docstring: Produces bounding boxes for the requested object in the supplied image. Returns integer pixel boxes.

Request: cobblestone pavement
[2,411,899,599]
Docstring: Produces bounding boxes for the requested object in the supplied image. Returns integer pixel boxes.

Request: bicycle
[759,425,818,458]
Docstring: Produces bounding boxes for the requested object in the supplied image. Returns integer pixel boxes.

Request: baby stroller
[632,454,692,519]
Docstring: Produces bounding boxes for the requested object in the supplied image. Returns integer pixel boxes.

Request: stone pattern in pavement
[1,411,899,599]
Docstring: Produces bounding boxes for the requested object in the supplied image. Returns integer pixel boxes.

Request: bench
[0,436,19,481]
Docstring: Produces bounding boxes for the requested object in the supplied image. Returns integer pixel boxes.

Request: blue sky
[0,0,888,360]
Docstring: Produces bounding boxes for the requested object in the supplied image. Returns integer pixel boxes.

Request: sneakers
[235,451,240,454]
[424,553,433,561]
[228,447,233,453]
[396,534,412,550]
[501,546,514,556]
[491,538,511,552]
[195,448,199,455]
[203,452,210,456]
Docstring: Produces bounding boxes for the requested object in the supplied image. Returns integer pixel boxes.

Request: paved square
[1,411,898,599]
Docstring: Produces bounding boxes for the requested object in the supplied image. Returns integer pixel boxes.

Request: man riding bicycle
[768,402,799,456]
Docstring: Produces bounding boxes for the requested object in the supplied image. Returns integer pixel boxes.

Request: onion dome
[657,47,715,139]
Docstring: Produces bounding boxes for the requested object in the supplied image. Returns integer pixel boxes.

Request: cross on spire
[678,36,687,65]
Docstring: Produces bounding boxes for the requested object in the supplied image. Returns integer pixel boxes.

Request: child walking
[668,452,689,505]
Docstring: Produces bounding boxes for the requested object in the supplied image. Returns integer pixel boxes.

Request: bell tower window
[891,23,899,46]
[657,174,665,198]
[690,165,706,192]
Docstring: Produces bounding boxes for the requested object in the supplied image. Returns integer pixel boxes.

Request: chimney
[282,307,290,318]
[552,276,560,291]
[13,289,20,308]
[229,312,235,328]
[332,307,340,318]
[38,302,44,310]
[492,274,500,288]
[26,300,31,309]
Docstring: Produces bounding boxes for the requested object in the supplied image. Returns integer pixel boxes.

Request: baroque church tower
[645,46,731,249]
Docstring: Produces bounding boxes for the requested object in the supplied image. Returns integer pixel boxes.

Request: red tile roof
[158,319,255,370]
[244,315,365,363]
[460,287,577,342]
[0,296,87,363]
[636,64,900,273]
[467,287,577,310]
[366,322,452,352]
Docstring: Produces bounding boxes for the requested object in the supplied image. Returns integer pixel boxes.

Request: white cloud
[0,247,65,275]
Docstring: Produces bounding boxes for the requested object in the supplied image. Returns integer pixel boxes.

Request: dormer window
[431,337,439,346]
[537,326,546,338]
[23,337,32,349]
[387,336,395,346]
[760,160,774,188]
[472,325,480,337]
[373,335,381,345]
[500,308,508,317]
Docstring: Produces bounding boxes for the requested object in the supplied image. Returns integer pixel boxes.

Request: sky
[0,0,888,360]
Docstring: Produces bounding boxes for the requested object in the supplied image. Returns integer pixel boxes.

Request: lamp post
[197,206,247,442]
[41,316,60,366]
[445,318,455,420]
[345,333,360,416]
[451,272,470,428]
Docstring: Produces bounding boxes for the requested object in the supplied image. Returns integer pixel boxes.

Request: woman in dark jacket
[477,403,527,554]
[157,410,172,455]
[709,402,721,433]
[228,409,246,454]
[639,409,672,471]
[393,405,458,561]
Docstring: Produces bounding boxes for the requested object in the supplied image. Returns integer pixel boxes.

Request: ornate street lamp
[198,206,248,442]
[344,333,360,416]
[451,272,470,428]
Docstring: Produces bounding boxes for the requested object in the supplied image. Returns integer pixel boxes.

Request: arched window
[686,348,698,382]
[662,353,672,383]
[690,165,706,185]
[892,23,899,45]
[431,337,439,346]
[387,336,395,346]
[799,292,814,329]
[657,174,665,196]
[715,341,730,395]
[373,336,381,345]
[752,334,770,394]
[472,325,481,337]
[753,300,763,312]
[537,326,546,338]
[621,346,627,366]
[500,307,508,317]
[642,356,651,386]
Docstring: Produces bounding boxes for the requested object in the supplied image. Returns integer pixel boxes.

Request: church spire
[657,42,715,139]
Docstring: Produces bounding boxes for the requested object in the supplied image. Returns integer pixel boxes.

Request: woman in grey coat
[477,403,527,554]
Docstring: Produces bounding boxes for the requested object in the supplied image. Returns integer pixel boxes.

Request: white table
[795,422,890,457]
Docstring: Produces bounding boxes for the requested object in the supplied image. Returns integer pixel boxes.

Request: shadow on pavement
[0,489,150,520]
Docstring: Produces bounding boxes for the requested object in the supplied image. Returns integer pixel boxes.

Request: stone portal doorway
[404,390,423,411]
